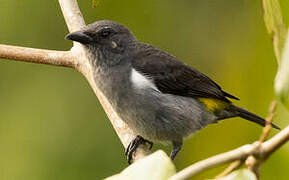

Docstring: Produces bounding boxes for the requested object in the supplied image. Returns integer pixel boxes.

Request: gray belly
[112,88,218,143]
[93,67,217,143]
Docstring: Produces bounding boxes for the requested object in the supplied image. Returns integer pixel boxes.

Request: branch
[245,101,277,179]
[0,0,150,163]
[0,44,74,67]
[169,142,260,180]
[259,101,277,142]
[59,0,85,32]
[215,160,243,178]
[216,101,277,178]
[57,0,151,159]
[3,1,286,176]
[169,125,289,180]
[263,125,289,157]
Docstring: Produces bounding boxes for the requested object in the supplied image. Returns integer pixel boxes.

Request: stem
[215,160,244,178]
[170,124,289,180]
[0,44,74,67]
[0,0,150,164]
[169,142,260,180]
[263,125,289,158]
[57,0,150,159]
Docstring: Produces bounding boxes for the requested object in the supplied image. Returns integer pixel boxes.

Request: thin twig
[263,125,289,157]
[0,0,288,177]
[215,160,244,178]
[216,100,278,179]
[169,125,289,180]
[246,101,277,179]
[259,101,277,142]
[169,142,261,180]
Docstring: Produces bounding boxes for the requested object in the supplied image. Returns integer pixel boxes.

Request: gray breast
[129,89,217,142]
[94,64,218,143]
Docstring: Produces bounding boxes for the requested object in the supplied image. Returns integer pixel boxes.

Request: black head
[65,20,137,55]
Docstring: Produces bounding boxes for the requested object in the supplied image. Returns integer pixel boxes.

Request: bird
[65,20,280,164]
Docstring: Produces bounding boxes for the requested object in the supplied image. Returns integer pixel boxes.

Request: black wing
[131,43,239,103]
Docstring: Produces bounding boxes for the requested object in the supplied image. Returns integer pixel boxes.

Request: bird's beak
[65,31,93,44]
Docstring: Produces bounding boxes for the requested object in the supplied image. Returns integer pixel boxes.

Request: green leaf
[263,0,289,109]
[275,30,289,108]
[105,150,176,180]
[217,169,257,180]
[263,0,287,63]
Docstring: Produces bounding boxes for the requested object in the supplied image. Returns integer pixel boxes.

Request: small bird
[65,20,280,163]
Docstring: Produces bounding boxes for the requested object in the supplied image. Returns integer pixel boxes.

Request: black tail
[232,105,280,130]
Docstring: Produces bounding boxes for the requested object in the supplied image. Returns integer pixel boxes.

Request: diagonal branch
[215,160,244,178]
[169,142,260,180]
[169,125,289,180]
[59,0,86,32]
[263,125,289,157]
[3,1,287,177]
[0,0,150,163]
[57,0,150,159]
[216,101,278,178]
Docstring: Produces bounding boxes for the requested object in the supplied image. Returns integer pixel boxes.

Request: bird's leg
[125,135,153,164]
[170,140,183,160]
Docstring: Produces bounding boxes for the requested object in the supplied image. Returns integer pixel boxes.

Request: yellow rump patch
[198,98,229,113]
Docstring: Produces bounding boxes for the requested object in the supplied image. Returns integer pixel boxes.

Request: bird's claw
[125,135,153,164]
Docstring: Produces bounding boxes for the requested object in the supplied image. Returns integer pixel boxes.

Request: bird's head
[65,20,137,63]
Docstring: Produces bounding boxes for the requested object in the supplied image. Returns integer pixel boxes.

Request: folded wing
[131,43,239,103]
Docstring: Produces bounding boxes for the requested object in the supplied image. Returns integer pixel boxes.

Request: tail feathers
[222,90,240,100]
[232,105,280,130]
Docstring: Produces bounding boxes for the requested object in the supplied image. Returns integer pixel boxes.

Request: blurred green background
[0,0,288,179]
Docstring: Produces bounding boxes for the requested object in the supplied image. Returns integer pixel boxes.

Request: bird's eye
[100,28,113,38]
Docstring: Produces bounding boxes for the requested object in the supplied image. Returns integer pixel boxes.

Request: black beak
[65,31,93,44]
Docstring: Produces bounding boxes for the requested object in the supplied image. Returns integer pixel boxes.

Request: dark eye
[100,28,113,38]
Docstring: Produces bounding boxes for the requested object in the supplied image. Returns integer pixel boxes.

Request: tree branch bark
[169,125,289,180]
[58,0,151,160]
[263,125,289,157]
[1,0,288,178]
[0,44,74,67]
[169,142,260,180]
[0,0,150,163]
[216,101,278,179]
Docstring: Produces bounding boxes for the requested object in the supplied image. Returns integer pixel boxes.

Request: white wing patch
[130,68,160,92]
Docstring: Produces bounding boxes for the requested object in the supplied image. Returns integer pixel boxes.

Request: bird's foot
[125,135,153,164]
[170,141,183,160]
